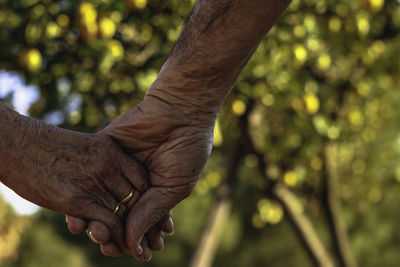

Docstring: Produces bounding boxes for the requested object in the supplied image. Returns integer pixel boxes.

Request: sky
[0,70,40,214]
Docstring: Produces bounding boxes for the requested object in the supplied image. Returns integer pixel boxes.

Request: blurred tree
[1,0,400,266]
[0,195,30,266]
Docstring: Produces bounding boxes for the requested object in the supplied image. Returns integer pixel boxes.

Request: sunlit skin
[67,0,292,260]
[0,102,172,261]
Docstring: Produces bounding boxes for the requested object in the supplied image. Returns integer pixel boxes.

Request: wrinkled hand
[1,122,151,255]
[64,129,175,260]
[66,199,173,260]
[105,95,214,250]
[50,133,150,255]
[67,93,214,259]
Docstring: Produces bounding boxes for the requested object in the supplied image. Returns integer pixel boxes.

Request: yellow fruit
[368,0,384,12]
[329,16,342,32]
[303,92,320,114]
[348,110,364,126]
[78,2,94,15]
[257,199,284,225]
[232,99,246,116]
[77,2,98,40]
[20,49,42,72]
[283,171,298,187]
[78,2,97,25]
[107,40,124,60]
[99,17,116,38]
[80,23,98,39]
[317,53,331,71]
[46,22,61,38]
[294,44,307,63]
[125,0,147,10]
[56,14,70,28]
[357,13,370,36]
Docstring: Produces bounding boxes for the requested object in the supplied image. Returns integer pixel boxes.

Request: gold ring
[121,189,134,204]
[113,189,134,214]
[113,203,121,214]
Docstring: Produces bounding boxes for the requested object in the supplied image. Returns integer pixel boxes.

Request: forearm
[148,0,291,119]
[0,102,46,185]
[0,102,89,208]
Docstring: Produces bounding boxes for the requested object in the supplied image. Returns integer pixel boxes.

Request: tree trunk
[190,122,245,267]
[189,195,232,267]
[273,183,335,267]
[322,144,357,267]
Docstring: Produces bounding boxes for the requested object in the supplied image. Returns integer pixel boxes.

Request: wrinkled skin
[41,133,149,255]
[0,105,151,256]
[67,94,214,259]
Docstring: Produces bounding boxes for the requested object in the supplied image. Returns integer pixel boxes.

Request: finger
[101,242,124,257]
[141,237,152,262]
[81,203,133,256]
[124,189,142,211]
[158,212,174,235]
[110,189,141,221]
[119,154,150,193]
[125,184,194,251]
[85,215,165,251]
[134,237,152,262]
[67,191,131,254]
[102,175,136,205]
[87,221,110,244]
[65,215,87,234]
[87,218,165,252]
[90,188,128,221]
[146,225,164,251]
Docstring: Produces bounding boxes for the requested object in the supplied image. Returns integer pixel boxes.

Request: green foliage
[14,220,91,267]
[1,0,400,266]
[0,196,30,266]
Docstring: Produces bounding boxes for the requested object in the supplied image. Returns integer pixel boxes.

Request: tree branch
[242,100,334,267]
[321,144,357,267]
[320,81,357,267]
[273,183,334,267]
[189,104,251,267]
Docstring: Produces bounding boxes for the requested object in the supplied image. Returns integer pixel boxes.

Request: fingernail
[134,245,143,255]
[167,217,174,234]
[86,230,100,244]
[145,254,152,262]
[166,229,174,235]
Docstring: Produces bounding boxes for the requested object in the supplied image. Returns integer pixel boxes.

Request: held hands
[66,93,215,260]
[0,113,165,257]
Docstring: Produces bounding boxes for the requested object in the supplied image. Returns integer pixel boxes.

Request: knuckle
[167,184,195,200]
[108,215,120,230]
[93,135,119,173]
[70,197,96,218]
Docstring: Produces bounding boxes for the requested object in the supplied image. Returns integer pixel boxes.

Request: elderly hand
[0,103,153,256]
[66,92,214,259]
[103,94,214,250]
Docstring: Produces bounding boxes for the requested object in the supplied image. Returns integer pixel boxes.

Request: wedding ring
[113,189,134,214]
[113,203,121,214]
[120,189,134,204]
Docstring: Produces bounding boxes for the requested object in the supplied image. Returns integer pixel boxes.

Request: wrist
[147,77,223,127]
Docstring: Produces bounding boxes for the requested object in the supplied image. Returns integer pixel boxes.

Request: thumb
[125,184,194,251]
